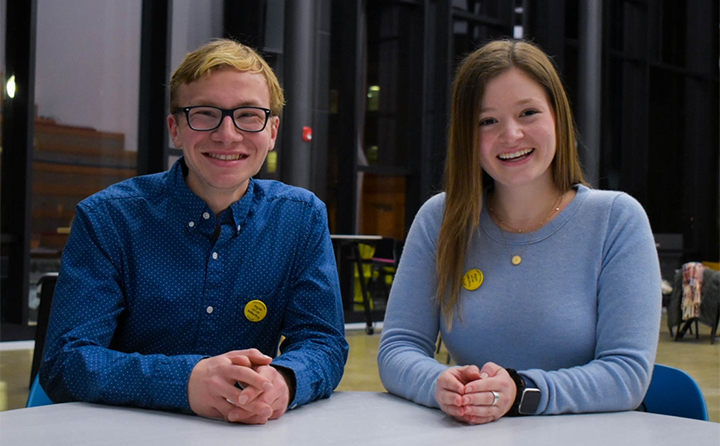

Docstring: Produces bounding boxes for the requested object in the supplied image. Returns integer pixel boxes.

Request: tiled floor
[1,313,718,422]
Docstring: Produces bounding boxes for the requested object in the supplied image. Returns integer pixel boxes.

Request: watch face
[519,388,541,415]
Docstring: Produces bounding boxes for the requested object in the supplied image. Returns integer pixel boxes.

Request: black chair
[367,238,400,303]
[29,272,58,388]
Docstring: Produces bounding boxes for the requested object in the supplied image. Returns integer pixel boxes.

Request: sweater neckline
[480,184,589,245]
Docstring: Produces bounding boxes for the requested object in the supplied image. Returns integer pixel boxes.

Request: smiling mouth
[498,148,534,161]
[205,153,248,161]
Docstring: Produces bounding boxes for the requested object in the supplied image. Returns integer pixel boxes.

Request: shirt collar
[169,157,262,236]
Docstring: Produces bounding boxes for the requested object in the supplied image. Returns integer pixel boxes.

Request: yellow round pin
[462,269,484,291]
[244,300,268,322]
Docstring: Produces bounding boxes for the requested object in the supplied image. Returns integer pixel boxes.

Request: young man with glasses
[40,39,349,425]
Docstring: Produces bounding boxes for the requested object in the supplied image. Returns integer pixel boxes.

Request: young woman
[377,39,661,425]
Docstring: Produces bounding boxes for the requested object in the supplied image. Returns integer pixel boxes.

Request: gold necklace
[489,193,563,266]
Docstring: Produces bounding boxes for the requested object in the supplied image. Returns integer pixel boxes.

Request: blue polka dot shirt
[40,158,349,412]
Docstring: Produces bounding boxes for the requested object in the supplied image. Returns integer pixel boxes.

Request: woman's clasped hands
[435,362,517,424]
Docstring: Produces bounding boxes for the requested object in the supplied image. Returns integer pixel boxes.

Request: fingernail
[261,408,272,418]
[463,396,471,405]
[228,413,238,422]
[480,372,489,379]
[263,382,273,391]
[238,395,248,405]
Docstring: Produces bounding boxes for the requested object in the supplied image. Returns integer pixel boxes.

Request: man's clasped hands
[187,349,290,424]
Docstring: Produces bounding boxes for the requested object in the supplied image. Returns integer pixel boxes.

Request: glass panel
[647,67,685,234]
[168,0,224,168]
[661,0,686,67]
[30,0,142,321]
[0,0,6,309]
[452,0,500,17]
[601,55,623,191]
[0,0,5,95]
[364,3,410,168]
[358,174,406,241]
[453,20,500,58]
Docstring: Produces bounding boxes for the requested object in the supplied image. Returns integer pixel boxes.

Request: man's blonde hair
[169,39,285,116]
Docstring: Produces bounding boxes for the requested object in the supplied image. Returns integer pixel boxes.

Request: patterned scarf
[681,262,705,321]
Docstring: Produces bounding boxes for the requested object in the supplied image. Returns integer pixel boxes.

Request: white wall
[32,0,222,153]
[35,0,142,151]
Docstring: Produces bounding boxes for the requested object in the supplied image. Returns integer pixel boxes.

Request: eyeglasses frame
[176,105,272,132]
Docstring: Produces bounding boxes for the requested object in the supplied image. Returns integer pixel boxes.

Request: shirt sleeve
[377,196,449,408]
[39,203,203,412]
[270,202,349,408]
[523,193,662,414]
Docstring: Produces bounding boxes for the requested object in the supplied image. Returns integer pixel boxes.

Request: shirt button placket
[199,247,222,351]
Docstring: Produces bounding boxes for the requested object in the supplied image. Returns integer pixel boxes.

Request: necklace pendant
[512,255,522,266]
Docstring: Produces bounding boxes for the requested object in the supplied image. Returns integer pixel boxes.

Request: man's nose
[212,116,244,143]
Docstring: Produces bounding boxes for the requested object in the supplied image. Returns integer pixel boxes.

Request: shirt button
[188,221,195,228]
[212,252,218,260]
[203,212,210,220]
[237,225,242,232]
[206,306,214,314]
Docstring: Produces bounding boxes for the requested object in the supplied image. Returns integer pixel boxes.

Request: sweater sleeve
[523,193,662,414]
[377,195,449,408]
[378,192,663,415]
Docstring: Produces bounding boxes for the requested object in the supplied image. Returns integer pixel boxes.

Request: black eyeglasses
[176,105,272,132]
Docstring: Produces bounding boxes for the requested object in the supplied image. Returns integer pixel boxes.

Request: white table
[330,234,383,242]
[1,392,718,445]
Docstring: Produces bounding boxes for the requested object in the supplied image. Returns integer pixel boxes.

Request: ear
[267,116,280,151]
[168,114,183,148]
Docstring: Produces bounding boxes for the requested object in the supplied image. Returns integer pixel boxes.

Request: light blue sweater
[377,185,662,414]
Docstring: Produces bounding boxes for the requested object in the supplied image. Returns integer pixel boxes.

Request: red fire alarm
[302,126,313,142]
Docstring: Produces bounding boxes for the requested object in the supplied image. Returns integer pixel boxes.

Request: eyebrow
[480,98,545,113]
[189,100,268,108]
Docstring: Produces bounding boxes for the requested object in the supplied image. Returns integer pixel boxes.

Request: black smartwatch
[506,368,541,416]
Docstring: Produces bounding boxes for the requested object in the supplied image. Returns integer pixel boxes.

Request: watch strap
[505,368,526,417]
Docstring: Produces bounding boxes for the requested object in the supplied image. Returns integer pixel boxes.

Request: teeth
[207,153,246,161]
[499,148,533,160]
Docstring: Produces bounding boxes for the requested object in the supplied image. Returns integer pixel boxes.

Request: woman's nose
[498,120,522,143]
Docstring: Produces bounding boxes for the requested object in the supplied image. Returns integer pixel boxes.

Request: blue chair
[641,364,709,421]
[29,273,58,387]
[26,273,58,408]
[26,374,53,407]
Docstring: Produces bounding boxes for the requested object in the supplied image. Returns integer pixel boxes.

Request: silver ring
[490,391,500,406]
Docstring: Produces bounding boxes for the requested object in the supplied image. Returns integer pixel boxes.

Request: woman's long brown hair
[436,39,587,328]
